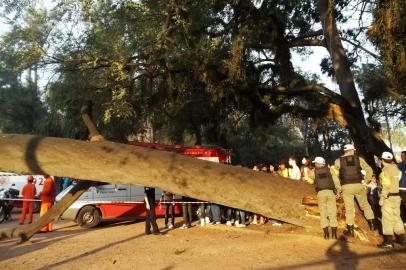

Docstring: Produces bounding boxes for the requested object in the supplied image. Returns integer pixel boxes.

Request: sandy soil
[0,214,405,270]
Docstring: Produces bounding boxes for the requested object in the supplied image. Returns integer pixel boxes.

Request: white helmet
[381,152,393,160]
[343,144,355,151]
[312,157,326,164]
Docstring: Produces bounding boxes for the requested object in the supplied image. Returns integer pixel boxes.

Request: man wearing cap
[377,152,406,248]
[19,176,37,225]
[309,157,341,240]
[333,144,375,237]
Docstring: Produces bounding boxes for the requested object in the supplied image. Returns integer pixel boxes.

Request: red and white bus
[56,142,231,228]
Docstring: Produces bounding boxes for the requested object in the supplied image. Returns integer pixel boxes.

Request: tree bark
[317,0,391,161]
[0,134,315,227]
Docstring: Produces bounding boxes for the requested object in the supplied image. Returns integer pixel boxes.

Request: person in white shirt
[288,156,301,180]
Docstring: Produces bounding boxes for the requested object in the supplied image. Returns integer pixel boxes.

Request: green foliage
[369,0,406,100]
[0,74,46,134]
[0,0,401,164]
[355,64,405,129]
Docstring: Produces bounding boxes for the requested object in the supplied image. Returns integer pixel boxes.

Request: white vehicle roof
[0,173,47,195]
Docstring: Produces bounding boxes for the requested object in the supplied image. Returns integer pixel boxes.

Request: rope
[0,198,41,202]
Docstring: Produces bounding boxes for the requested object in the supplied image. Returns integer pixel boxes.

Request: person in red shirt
[40,175,56,232]
[19,176,37,225]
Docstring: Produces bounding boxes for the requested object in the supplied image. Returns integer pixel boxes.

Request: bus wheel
[77,206,101,228]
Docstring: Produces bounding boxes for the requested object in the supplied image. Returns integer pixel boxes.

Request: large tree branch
[341,37,382,61]
[286,29,326,48]
[288,30,323,40]
[259,84,344,105]
[0,134,315,229]
[288,39,326,48]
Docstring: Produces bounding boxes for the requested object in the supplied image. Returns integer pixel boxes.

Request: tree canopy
[0,0,405,164]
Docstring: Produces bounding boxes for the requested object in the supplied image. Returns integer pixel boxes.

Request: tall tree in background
[369,0,406,101]
[0,0,400,164]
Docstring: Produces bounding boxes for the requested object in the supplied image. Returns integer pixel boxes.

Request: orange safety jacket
[22,182,36,200]
[41,176,56,204]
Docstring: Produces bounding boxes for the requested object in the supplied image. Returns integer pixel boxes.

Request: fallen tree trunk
[0,134,314,227]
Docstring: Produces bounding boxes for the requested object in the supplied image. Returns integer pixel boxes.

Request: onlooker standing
[278,162,289,178]
[301,156,312,183]
[199,203,211,226]
[226,207,235,226]
[62,177,72,190]
[144,187,160,235]
[181,196,193,229]
[377,152,406,248]
[19,176,36,225]
[210,204,221,225]
[310,157,341,240]
[40,175,56,232]
[269,165,277,175]
[234,209,247,228]
[161,191,175,229]
[366,175,380,219]
[288,157,301,180]
[398,150,406,222]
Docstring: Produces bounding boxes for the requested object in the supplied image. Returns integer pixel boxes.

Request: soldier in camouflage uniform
[309,157,341,240]
[377,152,406,249]
[333,144,376,237]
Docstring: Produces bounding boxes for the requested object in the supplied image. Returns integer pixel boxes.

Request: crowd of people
[149,146,406,250]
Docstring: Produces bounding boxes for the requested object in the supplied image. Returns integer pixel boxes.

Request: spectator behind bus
[161,191,175,229]
[278,162,289,178]
[181,196,193,229]
[62,177,72,190]
[288,156,301,180]
[301,156,313,183]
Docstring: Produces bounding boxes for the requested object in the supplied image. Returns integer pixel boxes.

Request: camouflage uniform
[333,154,375,234]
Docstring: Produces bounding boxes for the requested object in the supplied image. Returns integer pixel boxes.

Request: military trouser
[342,183,374,225]
[381,196,405,236]
[317,189,338,228]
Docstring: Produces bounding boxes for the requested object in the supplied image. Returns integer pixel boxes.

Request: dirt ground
[0,213,405,270]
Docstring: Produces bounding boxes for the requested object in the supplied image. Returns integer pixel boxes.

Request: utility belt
[316,188,335,193]
[388,193,400,197]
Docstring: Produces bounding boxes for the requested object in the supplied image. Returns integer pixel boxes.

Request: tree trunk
[317,0,391,161]
[0,134,314,227]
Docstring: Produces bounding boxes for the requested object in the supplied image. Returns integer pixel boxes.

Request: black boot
[343,225,354,237]
[367,219,376,231]
[323,227,330,240]
[377,235,394,249]
[395,234,406,246]
[331,227,337,239]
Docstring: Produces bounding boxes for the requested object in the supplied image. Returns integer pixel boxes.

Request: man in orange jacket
[40,175,56,232]
[19,176,37,225]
